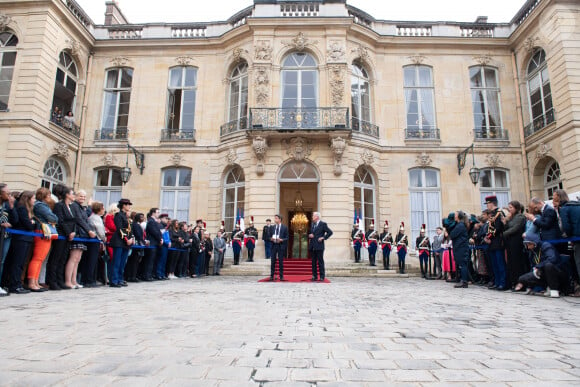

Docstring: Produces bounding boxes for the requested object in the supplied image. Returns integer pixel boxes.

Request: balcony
[160,129,196,142]
[49,118,80,137]
[249,107,349,132]
[94,128,128,141]
[351,118,379,138]
[405,128,440,140]
[524,109,556,138]
[474,128,509,141]
[220,117,248,137]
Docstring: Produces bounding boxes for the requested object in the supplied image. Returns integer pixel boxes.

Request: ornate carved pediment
[283,137,312,161]
[254,40,272,61]
[110,56,130,67]
[254,66,270,107]
[102,153,117,166]
[252,136,268,176]
[328,65,345,107]
[361,149,374,166]
[473,54,493,66]
[416,152,432,167]
[282,32,317,52]
[54,143,70,159]
[408,54,426,65]
[169,153,183,166]
[327,41,346,63]
[330,136,347,176]
[485,153,502,167]
[0,14,13,31]
[535,142,552,160]
[226,148,238,165]
[175,55,195,66]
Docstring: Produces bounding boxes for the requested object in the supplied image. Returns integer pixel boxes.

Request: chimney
[104,1,129,25]
[475,16,488,24]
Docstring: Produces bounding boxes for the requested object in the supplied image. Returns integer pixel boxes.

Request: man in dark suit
[270,214,288,281]
[525,197,563,253]
[308,212,333,281]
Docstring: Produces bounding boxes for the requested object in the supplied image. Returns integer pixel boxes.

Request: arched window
[279,161,319,182]
[227,62,248,130]
[94,168,122,209]
[527,49,554,134]
[409,168,441,244]
[223,166,245,231]
[479,168,510,210]
[351,63,371,130]
[469,66,503,139]
[51,52,78,129]
[166,66,197,134]
[101,67,133,139]
[0,32,18,111]
[41,158,66,192]
[403,65,436,138]
[354,166,375,231]
[160,167,192,221]
[281,52,318,109]
[544,161,562,200]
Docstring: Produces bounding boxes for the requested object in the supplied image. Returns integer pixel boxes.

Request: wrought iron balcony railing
[405,127,440,140]
[49,118,80,137]
[524,109,556,137]
[249,107,349,131]
[351,118,379,138]
[94,128,128,141]
[220,117,248,136]
[160,129,196,142]
[474,127,509,140]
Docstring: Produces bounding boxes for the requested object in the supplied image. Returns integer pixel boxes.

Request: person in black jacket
[484,195,507,290]
[203,230,213,276]
[144,208,163,280]
[125,212,145,282]
[66,190,96,289]
[47,184,76,290]
[502,201,528,290]
[554,189,580,294]
[109,199,134,287]
[262,218,272,260]
[1,183,18,296]
[447,211,470,288]
[525,197,563,253]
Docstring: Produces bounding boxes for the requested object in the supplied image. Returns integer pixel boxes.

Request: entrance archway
[278,161,319,258]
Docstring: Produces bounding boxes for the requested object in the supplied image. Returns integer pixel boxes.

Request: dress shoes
[269,277,274,281]
[279,277,286,281]
[320,277,325,281]
[48,284,62,291]
[454,282,468,288]
[84,283,98,288]
[495,286,506,291]
[311,277,318,281]
[488,284,497,290]
[60,285,72,290]
[11,287,30,294]
[30,287,48,293]
[110,283,122,288]
[121,281,128,287]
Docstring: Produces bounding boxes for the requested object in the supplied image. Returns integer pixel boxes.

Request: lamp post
[457,144,480,186]
[120,144,145,185]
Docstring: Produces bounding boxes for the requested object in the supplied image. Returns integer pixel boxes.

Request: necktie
[276,225,280,239]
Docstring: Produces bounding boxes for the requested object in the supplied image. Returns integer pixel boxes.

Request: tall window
[94,168,122,209]
[354,166,375,231]
[409,168,441,244]
[479,169,510,210]
[544,161,562,200]
[51,52,78,126]
[351,63,371,127]
[160,167,192,221]
[404,65,436,132]
[223,166,245,231]
[101,67,133,138]
[41,158,66,192]
[0,32,18,111]
[527,49,554,132]
[281,52,318,109]
[228,62,248,129]
[470,66,503,138]
[167,66,197,131]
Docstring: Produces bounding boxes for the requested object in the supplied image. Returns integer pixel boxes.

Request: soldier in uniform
[379,221,393,270]
[365,220,378,266]
[351,220,363,263]
[416,224,431,279]
[219,220,228,268]
[232,222,244,265]
[244,216,258,262]
[395,222,408,274]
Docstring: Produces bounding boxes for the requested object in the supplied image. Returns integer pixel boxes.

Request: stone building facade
[0,0,578,261]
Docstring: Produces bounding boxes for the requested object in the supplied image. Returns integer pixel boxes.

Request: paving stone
[394,359,439,370]
[253,367,289,382]
[524,368,580,381]
[353,359,397,370]
[290,368,337,382]
[383,370,437,382]
[339,369,386,381]
[430,369,487,382]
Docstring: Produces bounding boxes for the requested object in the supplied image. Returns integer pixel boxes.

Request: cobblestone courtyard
[1,277,579,386]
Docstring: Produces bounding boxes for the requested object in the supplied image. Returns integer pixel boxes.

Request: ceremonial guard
[379,221,393,270]
[365,220,378,266]
[484,195,506,290]
[219,220,228,268]
[232,222,244,265]
[351,220,363,263]
[244,216,258,262]
[416,224,431,279]
[395,222,408,274]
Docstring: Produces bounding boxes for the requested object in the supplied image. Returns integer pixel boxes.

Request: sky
[75,0,527,25]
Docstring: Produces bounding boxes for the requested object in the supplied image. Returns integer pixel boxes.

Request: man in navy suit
[308,212,333,281]
[270,214,288,281]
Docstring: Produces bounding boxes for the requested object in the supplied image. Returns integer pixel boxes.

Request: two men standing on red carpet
[308,212,333,282]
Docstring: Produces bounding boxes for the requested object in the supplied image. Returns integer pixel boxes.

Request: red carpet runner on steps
[258,258,330,283]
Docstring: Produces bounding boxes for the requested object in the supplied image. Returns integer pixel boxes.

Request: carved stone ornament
[282,32,317,52]
[283,137,312,161]
[328,65,345,107]
[54,143,70,159]
[175,55,195,66]
[66,39,82,57]
[232,47,247,63]
[408,54,426,65]
[473,54,493,66]
[416,152,432,167]
[226,148,238,165]
[254,40,272,61]
[254,66,270,107]
[169,153,183,166]
[523,36,539,52]
[327,41,346,63]
[252,136,269,176]
[485,153,502,167]
[0,14,13,31]
[330,137,347,176]
[361,149,374,166]
[110,56,130,67]
[102,153,117,167]
[535,142,552,160]
[352,45,370,63]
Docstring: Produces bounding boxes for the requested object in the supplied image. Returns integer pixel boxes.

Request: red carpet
[258,258,330,283]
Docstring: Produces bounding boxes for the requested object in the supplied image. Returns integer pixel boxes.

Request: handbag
[35,217,58,240]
